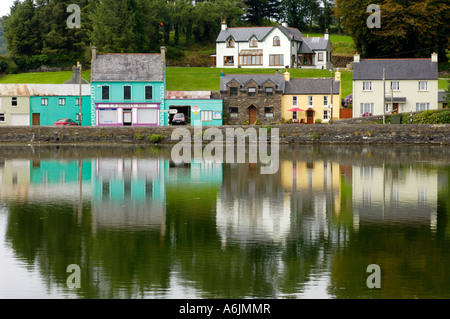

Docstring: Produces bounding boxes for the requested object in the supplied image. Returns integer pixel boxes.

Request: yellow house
[281,71,341,124]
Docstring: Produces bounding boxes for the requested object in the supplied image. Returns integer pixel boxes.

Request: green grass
[0,70,91,84]
[439,78,449,90]
[167,67,354,99]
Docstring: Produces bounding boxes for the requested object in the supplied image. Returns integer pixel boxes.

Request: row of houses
[0,31,446,126]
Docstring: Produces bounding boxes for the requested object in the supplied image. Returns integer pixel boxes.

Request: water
[0,144,449,299]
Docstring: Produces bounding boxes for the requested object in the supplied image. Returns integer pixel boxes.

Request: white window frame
[318,52,324,62]
[416,103,430,112]
[229,107,238,118]
[265,107,274,118]
[363,82,372,91]
[58,98,66,106]
[418,81,428,91]
[360,103,374,115]
[41,98,48,106]
[323,96,328,106]
[391,81,400,91]
[11,97,18,107]
[323,110,329,120]
[308,96,313,106]
[201,110,213,122]
[293,96,297,106]
[0,113,5,122]
[248,87,256,96]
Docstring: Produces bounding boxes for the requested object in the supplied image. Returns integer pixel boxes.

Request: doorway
[392,103,399,114]
[248,105,257,124]
[306,110,314,124]
[123,109,132,126]
[32,113,40,126]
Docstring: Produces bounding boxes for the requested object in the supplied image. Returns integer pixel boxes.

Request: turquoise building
[29,84,91,126]
[90,47,168,126]
[165,91,223,126]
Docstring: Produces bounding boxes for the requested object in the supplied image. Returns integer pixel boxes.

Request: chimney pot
[91,46,97,60]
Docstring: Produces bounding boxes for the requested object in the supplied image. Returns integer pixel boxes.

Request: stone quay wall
[0,124,449,145]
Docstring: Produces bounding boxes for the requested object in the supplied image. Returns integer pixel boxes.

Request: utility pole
[330,68,333,124]
[382,68,386,124]
[77,61,82,126]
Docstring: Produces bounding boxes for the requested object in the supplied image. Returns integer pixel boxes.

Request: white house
[215,21,332,69]
[352,53,439,118]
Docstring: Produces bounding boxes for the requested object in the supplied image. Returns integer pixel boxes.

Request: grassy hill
[0,68,447,106]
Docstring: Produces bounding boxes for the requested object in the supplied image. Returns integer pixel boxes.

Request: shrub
[255,119,261,125]
[148,134,164,143]
[0,55,18,74]
[134,132,144,140]
[315,118,322,124]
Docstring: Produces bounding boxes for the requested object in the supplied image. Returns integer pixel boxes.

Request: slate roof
[284,78,340,95]
[220,74,286,92]
[216,25,304,42]
[438,91,447,103]
[0,84,91,96]
[353,59,438,81]
[91,54,164,82]
[64,67,90,84]
[298,42,314,54]
[301,37,329,51]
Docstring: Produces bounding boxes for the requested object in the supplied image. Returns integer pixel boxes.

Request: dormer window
[249,38,258,48]
[273,36,280,46]
[226,37,235,48]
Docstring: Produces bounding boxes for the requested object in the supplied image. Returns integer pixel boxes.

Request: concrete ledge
[0,124,449,145]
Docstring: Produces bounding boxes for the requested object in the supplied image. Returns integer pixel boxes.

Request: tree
[334,0,449,59]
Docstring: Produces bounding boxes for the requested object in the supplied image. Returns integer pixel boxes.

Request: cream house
[215,21,332,69]
[0,85,31,126]
[352,53,439,118]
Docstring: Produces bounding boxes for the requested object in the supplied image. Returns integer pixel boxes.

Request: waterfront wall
[0,124,449,145]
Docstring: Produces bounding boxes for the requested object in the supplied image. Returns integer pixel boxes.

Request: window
[230,107,238,118]
[41,98,48,106]
[201,111,213,122]
[265,87,273,96]
[308,96,313,106]
[363,82,372,91]
[230,87,238,96]
[102,86,110,100]
[75,98,80,106]
[248,87,256,97]
[293,96,297,106]
[11,97,17,107]
[239,54,262,66]
[292,111,297,120]
[324,96,328,106]
[360,103,374,115]
[400,103,405,112]
[385,103,389,112]
[265,107,274,118]
[249,38,258,47]
[269,54,284,66]
[419,81,427,91]
[0,113,5,122]
[318,52,324,61]
[58,98,66,106]
[273,36,280,46]
[224,56,234,66]
[145,86,153,100]
[323,110,329,120]
[391,81,400,91]
[226,38,235,48]
[124,86,131,100]
[416,103,430,111]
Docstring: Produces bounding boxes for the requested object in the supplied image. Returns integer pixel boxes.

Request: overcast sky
[0,0,15,18]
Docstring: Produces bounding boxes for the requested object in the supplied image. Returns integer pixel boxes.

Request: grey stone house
[220,73,286,125]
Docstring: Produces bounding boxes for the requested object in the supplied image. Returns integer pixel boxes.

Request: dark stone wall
[0,124,449,145]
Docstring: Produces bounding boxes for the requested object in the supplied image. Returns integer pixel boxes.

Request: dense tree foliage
[1,0,447,71]
[334,0,449,59]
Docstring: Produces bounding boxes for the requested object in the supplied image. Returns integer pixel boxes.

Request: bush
[0,55,18,74]
[148,134,164,143]
[315,118,322,124]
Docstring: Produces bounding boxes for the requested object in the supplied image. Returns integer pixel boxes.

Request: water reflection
[0,145,449,298]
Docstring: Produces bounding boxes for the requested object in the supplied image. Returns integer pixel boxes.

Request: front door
[123,109,132,126]
[392,103,399,114]
[32,113,40,126]
[248,105,257,124]
[306,110,314,124]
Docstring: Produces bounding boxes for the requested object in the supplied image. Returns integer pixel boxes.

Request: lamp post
[330,68,333,124]
[77,61,82,126]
